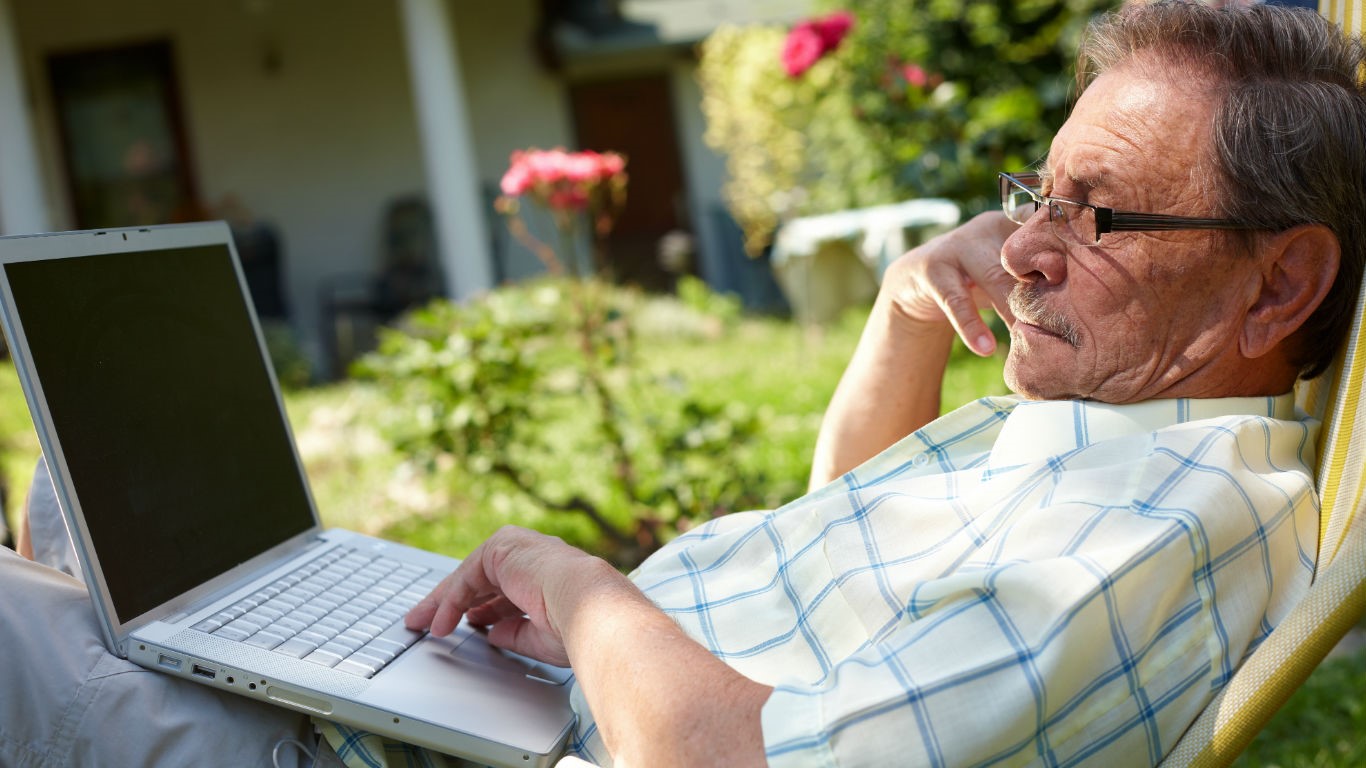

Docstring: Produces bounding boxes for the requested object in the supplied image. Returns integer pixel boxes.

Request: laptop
[0,222,577,767]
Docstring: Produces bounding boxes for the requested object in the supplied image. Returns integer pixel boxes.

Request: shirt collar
[989,394,1297,469]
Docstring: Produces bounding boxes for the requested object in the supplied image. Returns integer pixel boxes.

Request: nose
[1001,210,1068,286]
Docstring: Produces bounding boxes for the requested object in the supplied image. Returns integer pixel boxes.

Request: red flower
[902,63,928,89]
[782,24,825,78]
[499,148,627,213]
[811,10,854,51]
[782,10,855,78]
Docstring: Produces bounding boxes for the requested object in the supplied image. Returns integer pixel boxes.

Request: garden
[1,0,1362,764]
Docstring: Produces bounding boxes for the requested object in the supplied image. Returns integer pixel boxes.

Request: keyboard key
[273,616,309,635]
[192,617,223,633]
[373,621,425,651]
[296,630,331,647]
[304,649,344,668]
[319,640,355,658]
[359,641,399,663]
[244,631,286,650]
[215,625,251,642]
[334,658,381,677]
[315,617,350,636]
[275,637,319,658]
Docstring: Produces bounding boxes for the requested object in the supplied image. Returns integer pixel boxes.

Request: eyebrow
[1034,160,1108,196]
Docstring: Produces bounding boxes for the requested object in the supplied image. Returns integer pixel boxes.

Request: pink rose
[526,149,569,185]
[782,24,825,77]
[902,63,928,89]
[563,152,602,184]
[782,10,855,78]
[498,147,626,214]
[597,152,626,180]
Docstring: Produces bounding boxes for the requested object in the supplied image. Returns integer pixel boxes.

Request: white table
[770,199,961,324]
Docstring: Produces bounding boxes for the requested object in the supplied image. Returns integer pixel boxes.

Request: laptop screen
[4,244,314,623]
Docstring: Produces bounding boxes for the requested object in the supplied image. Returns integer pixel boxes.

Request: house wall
[12,0,429,370]
[449,1,575,282]
[8,0,749,374]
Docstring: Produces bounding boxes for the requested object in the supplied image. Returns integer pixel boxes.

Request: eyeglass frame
[998,171,1250,245]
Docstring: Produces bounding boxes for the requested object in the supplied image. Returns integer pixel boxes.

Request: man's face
[1001,65,1264,403]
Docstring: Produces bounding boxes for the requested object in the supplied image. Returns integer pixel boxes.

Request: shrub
[699,0,1120,252]
[356,277,771,569]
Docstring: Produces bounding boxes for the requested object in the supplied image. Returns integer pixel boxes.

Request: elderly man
[405,3,1366,767]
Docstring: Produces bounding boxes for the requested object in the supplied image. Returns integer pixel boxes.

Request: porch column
[398,0,493,299]
[0,0,50,235]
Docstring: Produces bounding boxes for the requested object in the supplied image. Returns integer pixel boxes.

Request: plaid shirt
[570,394,1319,767]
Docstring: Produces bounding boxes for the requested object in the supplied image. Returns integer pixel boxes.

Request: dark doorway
[47,40,201,229]
[569,75,690,291]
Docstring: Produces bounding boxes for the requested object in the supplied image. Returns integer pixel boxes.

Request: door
[569,75,690,291]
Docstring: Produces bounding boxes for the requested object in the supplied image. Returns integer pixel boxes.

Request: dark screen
[5,245,315,623]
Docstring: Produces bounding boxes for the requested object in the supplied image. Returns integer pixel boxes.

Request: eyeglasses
[998,172,1249,246]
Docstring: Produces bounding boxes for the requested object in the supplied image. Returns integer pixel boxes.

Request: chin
[1004,366,1078,402]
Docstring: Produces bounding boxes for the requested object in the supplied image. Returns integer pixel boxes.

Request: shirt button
[912,453,929,468]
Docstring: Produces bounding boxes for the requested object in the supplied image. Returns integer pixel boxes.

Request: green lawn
[0,303,1359,763]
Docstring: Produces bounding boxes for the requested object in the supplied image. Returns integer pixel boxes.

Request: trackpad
[448,624,574,685]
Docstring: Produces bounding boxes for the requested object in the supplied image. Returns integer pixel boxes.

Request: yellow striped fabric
[1160,238,1366,763]
[1160,10,1366,761]
[1322,0,1364,38]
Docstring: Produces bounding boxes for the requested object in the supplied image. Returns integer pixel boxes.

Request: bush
[699,0,1120,251]
[356,277,774,568]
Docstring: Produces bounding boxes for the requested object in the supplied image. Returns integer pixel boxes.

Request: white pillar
[398,0,493,299]
[0,0,50,235]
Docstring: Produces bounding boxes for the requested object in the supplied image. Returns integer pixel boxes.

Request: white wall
[450,0,575,282]
[13,0,427,370]
[8,0,756,370]
[669,59,731,286]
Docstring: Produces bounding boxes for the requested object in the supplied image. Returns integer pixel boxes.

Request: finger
[404,575,451,631]
[465,596,524,627]
[942,292,997,357]
[406,546,500,635]
[429,594,467,638]
[487,616,572,667]
[913,264,997,357]
[971,263,1018,329]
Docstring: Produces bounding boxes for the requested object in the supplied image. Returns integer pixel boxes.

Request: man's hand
[405,526,772,767]
[404,526,618,667]
[882,210,1018,356]
[808,212,1019,487]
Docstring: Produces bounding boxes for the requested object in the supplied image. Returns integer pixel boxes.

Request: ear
[1239,224,1340,360]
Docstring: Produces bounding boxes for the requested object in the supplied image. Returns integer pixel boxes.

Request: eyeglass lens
[1000,176,1098,245]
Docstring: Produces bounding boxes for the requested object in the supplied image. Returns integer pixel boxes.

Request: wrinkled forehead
[1041,64,1221,209]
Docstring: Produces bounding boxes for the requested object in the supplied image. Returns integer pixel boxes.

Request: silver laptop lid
[0,222,324,651]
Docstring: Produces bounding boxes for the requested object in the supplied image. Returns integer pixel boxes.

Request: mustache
[1008,284,1081,348]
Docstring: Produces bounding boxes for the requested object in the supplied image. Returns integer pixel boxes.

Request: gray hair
[1078,1,1366,379]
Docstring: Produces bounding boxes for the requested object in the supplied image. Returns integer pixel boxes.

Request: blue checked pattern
[318,720,483,767]
[569,394,1319,767]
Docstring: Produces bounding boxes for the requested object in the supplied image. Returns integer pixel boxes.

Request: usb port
[191,664,217,680]
[157,654,182,671]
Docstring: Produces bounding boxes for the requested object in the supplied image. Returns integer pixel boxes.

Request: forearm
[808,294,955,489]
[808,212,1017,490]
[555,559,771,768]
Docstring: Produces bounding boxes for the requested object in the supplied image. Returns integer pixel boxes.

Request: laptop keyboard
[191,546,442,678]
